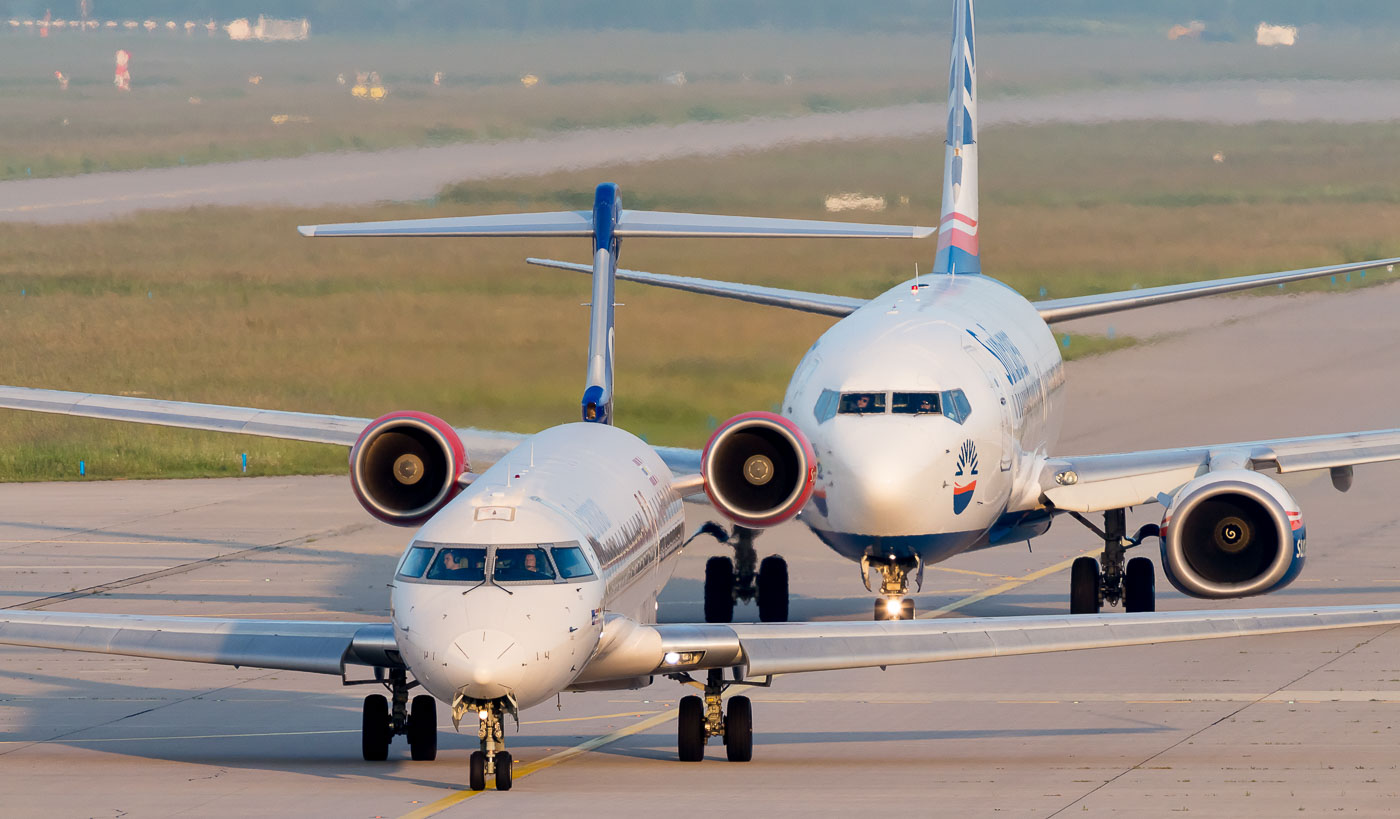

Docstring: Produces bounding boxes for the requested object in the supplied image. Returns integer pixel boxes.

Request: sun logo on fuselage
[953,439,978,515]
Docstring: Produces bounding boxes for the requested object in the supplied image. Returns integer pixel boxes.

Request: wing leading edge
[8,605,1400,684]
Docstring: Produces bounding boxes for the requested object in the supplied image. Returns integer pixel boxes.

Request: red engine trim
[701,410,817,528]
[349,411,467,527]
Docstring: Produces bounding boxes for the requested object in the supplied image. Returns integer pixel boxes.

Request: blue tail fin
[581,183,618,425]
[932,0,980,275]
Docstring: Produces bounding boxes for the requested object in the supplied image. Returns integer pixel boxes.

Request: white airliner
[7,177,1400,793]
[0,1,1398,629]
[6,0,1400,789]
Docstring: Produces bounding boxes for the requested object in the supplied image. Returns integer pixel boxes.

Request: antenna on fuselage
[581,182,620,426]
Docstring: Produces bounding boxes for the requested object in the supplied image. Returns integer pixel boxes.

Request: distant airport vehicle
[7,193,1400,791]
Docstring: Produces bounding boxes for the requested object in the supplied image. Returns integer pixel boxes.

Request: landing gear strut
[1067,509,1160,614]
[693,522,789,623]
[861,553,922,620]
[674,668,766,762]
[359,668,436,762]
[454,695,517,791]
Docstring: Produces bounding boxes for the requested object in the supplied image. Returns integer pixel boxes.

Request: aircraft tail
[932,0,980,275]
[582,183,619,425]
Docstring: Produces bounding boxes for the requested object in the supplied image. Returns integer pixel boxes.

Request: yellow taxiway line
[920,547,1102,618]
[398,708,681,818]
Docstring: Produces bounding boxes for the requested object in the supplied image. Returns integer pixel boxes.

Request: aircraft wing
[8,605,1400,684]
[1038,428,1400,514]
[0,611,398,675]
[300,210,932,240]
[1033,256,1400,323]
[527,258,866,317]
[0,385,702,480]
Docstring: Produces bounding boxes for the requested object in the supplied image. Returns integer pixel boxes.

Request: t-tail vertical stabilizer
[581,183,619,425]
[933,0,980,275]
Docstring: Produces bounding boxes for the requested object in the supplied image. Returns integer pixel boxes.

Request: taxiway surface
[4,79,1400,224]
[3,281,1400,816]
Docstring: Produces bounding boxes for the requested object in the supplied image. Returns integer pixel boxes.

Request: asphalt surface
[3,280,1400,816]
[4,79,1400,224]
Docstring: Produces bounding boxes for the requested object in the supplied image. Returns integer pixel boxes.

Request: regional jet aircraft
[6,199,1400,790]
[3,0,1400,626]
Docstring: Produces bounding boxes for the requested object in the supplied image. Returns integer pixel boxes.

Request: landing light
[662,650,705,667]
[478,709,490,722]
[885,598,903,615]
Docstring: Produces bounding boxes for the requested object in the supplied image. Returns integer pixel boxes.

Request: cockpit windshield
[493,547,555,582]
[396,542,596,584]
[892,392,940,415]
[837,392,886,414]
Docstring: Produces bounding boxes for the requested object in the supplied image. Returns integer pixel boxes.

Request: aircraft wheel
[1070,557,1101,614]
[678,695,706,761]
[361,694,390,761]
[872,600,888,621]
[1124,556,1156,613]
[495,751,514,791]
[469,751,486,791]
[408,694,437,761]
[757,555,789,622]
[725,696,753,762]
[704,556,735,624]
[900,598,916,620]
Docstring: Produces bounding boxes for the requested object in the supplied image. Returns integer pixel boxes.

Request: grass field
[1,119,1398,481]
[5,25,1400,180]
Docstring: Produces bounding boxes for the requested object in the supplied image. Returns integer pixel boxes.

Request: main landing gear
[360,668,438,762]
[673,668,768,762]
[1067,508,1160,614]
[453,695,518,791]
[861,553,922,620]
[693,522,789,623]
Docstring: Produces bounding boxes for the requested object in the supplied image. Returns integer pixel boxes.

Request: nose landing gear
[453,695,518,791]
[861,553,922,620]
[359,668,436,762]
[691,522,789,623]
[1067,508,1159,614]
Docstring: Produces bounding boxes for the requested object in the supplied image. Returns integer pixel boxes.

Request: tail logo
[953,439,978,515]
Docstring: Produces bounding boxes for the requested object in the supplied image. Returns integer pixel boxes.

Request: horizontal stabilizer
[1035,256,1400,323]
[528,257,866,317]
[300,210,932,240]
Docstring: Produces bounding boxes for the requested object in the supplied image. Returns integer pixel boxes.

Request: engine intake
[702,411,816,528]
[1159,470,1305,599]
[350,411,467,526]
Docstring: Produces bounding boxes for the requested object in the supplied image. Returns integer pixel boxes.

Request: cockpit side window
[397,545,434,579]
[892,392,941,415]
[943,389,973,424]
[493,546,556,583]
[425,547,487,582]
[837,392,886,415]
[813,388,840,424]
[551,544,596,579]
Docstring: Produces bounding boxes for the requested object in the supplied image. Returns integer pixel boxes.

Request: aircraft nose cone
[450,628,521,699]
[824,427,947,534]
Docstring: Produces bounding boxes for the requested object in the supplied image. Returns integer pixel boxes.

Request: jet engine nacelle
[1159,469,1305,599]
[349,411,467,527]
[701,411,817,528]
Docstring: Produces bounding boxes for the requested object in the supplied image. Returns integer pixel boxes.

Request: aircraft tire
[725,696,753,762]
[678,695,706,761]
[900,598,915,620]
[757,555,789,622]
[361,694,391,761]
[1124,556,1156,613]
[408,694,437,761]
[1070,556,1101,614]
[704,556,735,623]
[495,751,514,791]
[873,600,888,621]
[469,751,486,790]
